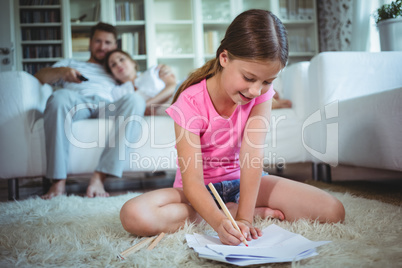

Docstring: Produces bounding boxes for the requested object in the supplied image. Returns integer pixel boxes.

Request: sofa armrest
[325,86,402,171]
[304,52,402,167]
[308,52,402,111]
[0,71,52,130]
[0,71,52,178]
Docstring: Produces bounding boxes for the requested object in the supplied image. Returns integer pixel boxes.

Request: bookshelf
[68,0,99,62]
[201,0,319,65]
[14,0,318,76]
[146,0,319,79]
[16,0,65,74]
[201,0,233,61]
[67,0,147,71]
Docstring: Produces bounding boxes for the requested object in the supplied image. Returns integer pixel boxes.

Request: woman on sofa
[105,49,290,112]
[104,49,177,115]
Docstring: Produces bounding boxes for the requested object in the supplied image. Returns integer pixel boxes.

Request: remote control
[78,75,89,81]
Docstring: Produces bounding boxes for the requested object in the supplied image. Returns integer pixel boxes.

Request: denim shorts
[206,171,269,205]
[207,179,241,204]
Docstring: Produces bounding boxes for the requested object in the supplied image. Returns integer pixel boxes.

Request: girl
[104,49,177,115]
[120,9,345,246]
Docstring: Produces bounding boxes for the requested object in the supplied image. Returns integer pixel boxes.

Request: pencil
[208,182,249,247]
[147,232,165,250]
[120,236,155,259]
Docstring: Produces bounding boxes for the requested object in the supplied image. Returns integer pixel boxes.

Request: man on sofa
[35,22,146,199]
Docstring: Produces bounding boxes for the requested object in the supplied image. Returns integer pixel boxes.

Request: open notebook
[186,224,331,266]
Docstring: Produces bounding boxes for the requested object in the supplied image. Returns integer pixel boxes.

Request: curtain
[317,0,391,52]
[317,0,353,51]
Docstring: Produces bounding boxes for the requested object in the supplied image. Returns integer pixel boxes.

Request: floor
[1,163,401,204]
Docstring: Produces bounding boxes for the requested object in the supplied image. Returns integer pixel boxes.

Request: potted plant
[374,0,402,51]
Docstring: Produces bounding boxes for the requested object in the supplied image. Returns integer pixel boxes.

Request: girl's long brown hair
[172,9,288,104]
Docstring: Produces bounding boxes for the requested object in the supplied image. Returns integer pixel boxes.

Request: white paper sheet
[186,224,331,266]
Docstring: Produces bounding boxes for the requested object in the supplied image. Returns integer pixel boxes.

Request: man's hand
[59,67,84,83]
[34,66,84,85]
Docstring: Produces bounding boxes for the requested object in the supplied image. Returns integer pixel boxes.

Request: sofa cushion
[31,116,177,177]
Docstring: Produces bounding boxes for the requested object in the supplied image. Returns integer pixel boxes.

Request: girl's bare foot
[226,202,285,220]
[86,172,109,198]
[272,99,292,109]
[41,179,66,200]
[254,207,285,220]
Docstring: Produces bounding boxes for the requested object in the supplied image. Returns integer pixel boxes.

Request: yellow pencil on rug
[208,183,249,247]
[120,232,165,259]
[147,232,165,250]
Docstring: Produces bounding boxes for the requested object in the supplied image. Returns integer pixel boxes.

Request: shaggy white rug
[0,191,401,267]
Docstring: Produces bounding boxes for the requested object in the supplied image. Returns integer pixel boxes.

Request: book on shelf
[72,33,89,52]
[19,0,60,5]
[93,3,100,21]
[203,31,220,55]
[23,44,62,59]
[121,32,139,55]
[138,31,146,55]
[20,10,61,23]
[23,62,55,75]
[279,0,288,20]
[119,31,145,56]
[277,0,314,21]
[288,0,298,20]
[21,28,61,41]
[304,0,314,20]
[298,0,307,20]
[115,1,144,21]
[287,32,313,53]
[120,32,134,55]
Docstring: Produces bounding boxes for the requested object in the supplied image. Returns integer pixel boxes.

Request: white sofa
[1,51,402,200]
[0,72,179,199]
[0,68,309,199]
[305,52,402,173]
[269,51,402,179]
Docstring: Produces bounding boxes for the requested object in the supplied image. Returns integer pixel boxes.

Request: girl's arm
[237,99,272,227]
[174,123,247,245]
[145,65,177,115]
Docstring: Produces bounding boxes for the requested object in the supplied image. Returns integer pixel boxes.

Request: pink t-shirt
[166,79,275,188]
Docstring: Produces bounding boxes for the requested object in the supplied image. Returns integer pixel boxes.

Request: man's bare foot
[86,172,109,198]
[41,179,66,200]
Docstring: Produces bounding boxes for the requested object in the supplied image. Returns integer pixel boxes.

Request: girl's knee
[120,198,158,236]
[325,197,345,223]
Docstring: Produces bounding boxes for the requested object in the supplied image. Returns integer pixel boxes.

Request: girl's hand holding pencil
[216,217,249,246]
[208,183,261,246]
